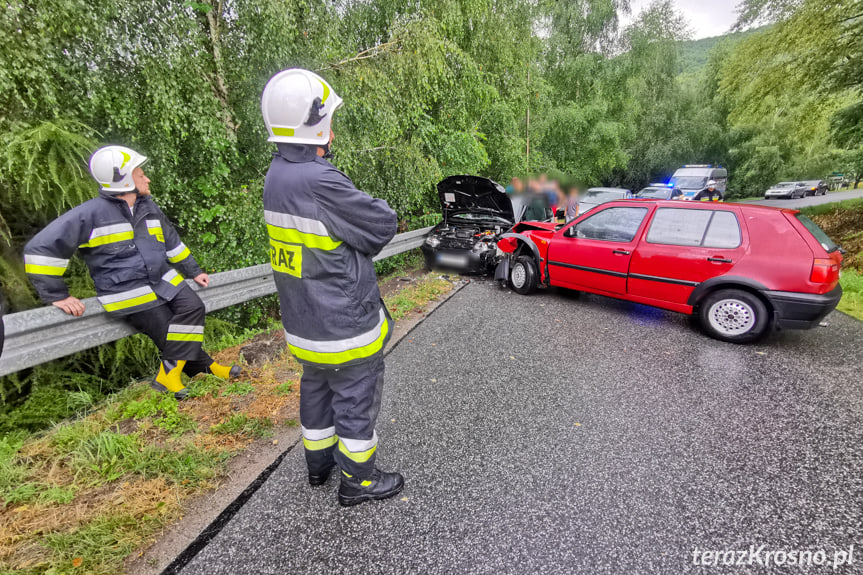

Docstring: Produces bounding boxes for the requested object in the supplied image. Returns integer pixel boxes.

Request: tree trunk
[203,0,237,140]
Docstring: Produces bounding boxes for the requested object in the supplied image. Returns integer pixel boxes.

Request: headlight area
[472,240,491,254]
[425,235,441,248]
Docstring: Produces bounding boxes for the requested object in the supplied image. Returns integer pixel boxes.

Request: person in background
[505,176,524,196]
[23,146,240,400]
[564,183,581,223]
[691,180,723,202]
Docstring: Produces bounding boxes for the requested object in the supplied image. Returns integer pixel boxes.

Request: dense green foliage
[1,0,860,432]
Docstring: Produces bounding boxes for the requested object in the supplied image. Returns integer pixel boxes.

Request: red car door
[628,206,747,308]
[547,205,652,295]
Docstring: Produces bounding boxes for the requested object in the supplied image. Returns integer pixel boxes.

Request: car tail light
[810,258,840,284]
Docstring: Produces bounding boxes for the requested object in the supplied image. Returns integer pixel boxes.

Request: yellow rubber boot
[209,362,241,380]
[152,360,188,400]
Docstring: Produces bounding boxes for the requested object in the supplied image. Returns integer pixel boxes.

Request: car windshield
[774,183,795,188]
[670,176,706,189]
[795,214,839,253]
[584,190,625,202]
[450,212,512,225]
[637,188,668,198]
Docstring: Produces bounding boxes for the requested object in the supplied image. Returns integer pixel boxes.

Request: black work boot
[308,463,335,487]
[338,468,404,507]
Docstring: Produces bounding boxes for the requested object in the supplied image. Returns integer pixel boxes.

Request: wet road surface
[742,188,863,209]
[178,281,863,574]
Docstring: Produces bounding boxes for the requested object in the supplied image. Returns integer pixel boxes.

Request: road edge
[129,277,469,575]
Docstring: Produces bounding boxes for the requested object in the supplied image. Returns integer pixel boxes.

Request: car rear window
[646,208,741,248]
[795,214,838,253]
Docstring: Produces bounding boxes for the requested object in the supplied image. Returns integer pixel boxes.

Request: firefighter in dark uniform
[691,179,723,202]
[23,146,240,399]
[260,69,403,506]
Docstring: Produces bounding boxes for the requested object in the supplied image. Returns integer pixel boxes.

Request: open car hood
[437,176,514,222]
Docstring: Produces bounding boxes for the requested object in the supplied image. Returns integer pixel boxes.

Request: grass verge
[0,272,452,574]
[837,269,863,322]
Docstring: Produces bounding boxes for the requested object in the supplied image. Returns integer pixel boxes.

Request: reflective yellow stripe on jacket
[166,242,191,264]
[284,309,390,365]
[98,286,157,312]
[161,269,184,287]
[24,254,70,276]
[264,210,342,251]
[80,223,134,248]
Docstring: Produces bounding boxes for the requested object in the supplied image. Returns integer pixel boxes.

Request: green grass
[838,269,863,322]
[384,276,453,321]
[209,414,273,438]
[799,197,863,217]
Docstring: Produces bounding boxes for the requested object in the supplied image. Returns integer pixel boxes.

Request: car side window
[646,208,741,248]
[573,207,648,243]
[702,211,741,248]
[646,208,712,246]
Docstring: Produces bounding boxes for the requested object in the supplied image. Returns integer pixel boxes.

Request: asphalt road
[741,188,863,209]
[178,281,863,575]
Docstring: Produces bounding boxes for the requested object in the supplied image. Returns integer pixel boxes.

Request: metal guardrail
[0,226,433,377]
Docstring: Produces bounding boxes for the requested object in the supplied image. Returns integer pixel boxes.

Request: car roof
[605,198,798,214]
[586,187,631,193]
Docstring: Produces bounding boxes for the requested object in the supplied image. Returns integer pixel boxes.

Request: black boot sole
[338,482,404,507]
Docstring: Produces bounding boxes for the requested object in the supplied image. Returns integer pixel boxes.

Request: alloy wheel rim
[511,263,526,288]
[708,299,756,336]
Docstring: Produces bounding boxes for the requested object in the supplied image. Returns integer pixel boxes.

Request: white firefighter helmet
[89,146,148,193]
[261,68,343,145]
[707,180,717,188]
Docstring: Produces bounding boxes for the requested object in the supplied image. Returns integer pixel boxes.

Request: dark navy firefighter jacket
[263,144,398,369]
[24,192,203,315]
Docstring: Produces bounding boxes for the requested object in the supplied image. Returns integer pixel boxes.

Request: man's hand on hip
[52,296,85,317]
[194,273,210,288]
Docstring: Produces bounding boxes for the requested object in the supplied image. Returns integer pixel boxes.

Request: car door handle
[612,249,631,255]
[707,257,732,263]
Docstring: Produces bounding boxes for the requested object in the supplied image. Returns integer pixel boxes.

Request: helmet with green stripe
[89,146,148,194]
[261,69,343,146]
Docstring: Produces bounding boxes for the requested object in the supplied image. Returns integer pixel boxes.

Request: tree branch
[317,41,401,71]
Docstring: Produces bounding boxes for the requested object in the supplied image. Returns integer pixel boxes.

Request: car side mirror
[565,226,577,238]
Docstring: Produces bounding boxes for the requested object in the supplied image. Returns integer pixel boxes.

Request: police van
[669,165,728,200]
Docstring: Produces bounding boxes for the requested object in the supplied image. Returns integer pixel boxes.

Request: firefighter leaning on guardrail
[261,69,403,506]
[22,146,240,400]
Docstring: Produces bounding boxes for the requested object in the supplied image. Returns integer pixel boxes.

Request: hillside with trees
[1,0,861,429]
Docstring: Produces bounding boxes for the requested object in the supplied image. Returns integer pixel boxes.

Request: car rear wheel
[698,289,770,343]
[510,255,538,295]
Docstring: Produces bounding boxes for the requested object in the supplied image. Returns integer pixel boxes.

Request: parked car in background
[495,200,842,343]
[636,185,684,200]
[421,175,514,274]
[577,187,633,216]
[800,180,828,196]
[669,165,728,200]
[764,182,807,199]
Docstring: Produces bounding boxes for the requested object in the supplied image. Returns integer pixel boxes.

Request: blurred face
[132,167,151,195]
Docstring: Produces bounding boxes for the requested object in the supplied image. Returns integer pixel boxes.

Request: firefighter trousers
[300,354,385,480]
[124,285,213,377]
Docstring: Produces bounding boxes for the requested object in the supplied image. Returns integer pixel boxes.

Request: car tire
[698,289,770,344]
[510,255,538,295]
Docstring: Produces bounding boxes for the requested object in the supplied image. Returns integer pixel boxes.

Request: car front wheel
[698,289,770,343]
[510,255,538,295]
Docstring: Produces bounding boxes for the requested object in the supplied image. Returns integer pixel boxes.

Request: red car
[495,199,843,343]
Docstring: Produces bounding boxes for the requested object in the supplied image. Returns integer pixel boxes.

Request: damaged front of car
[421,176,515,274]
[493,220,559,293]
